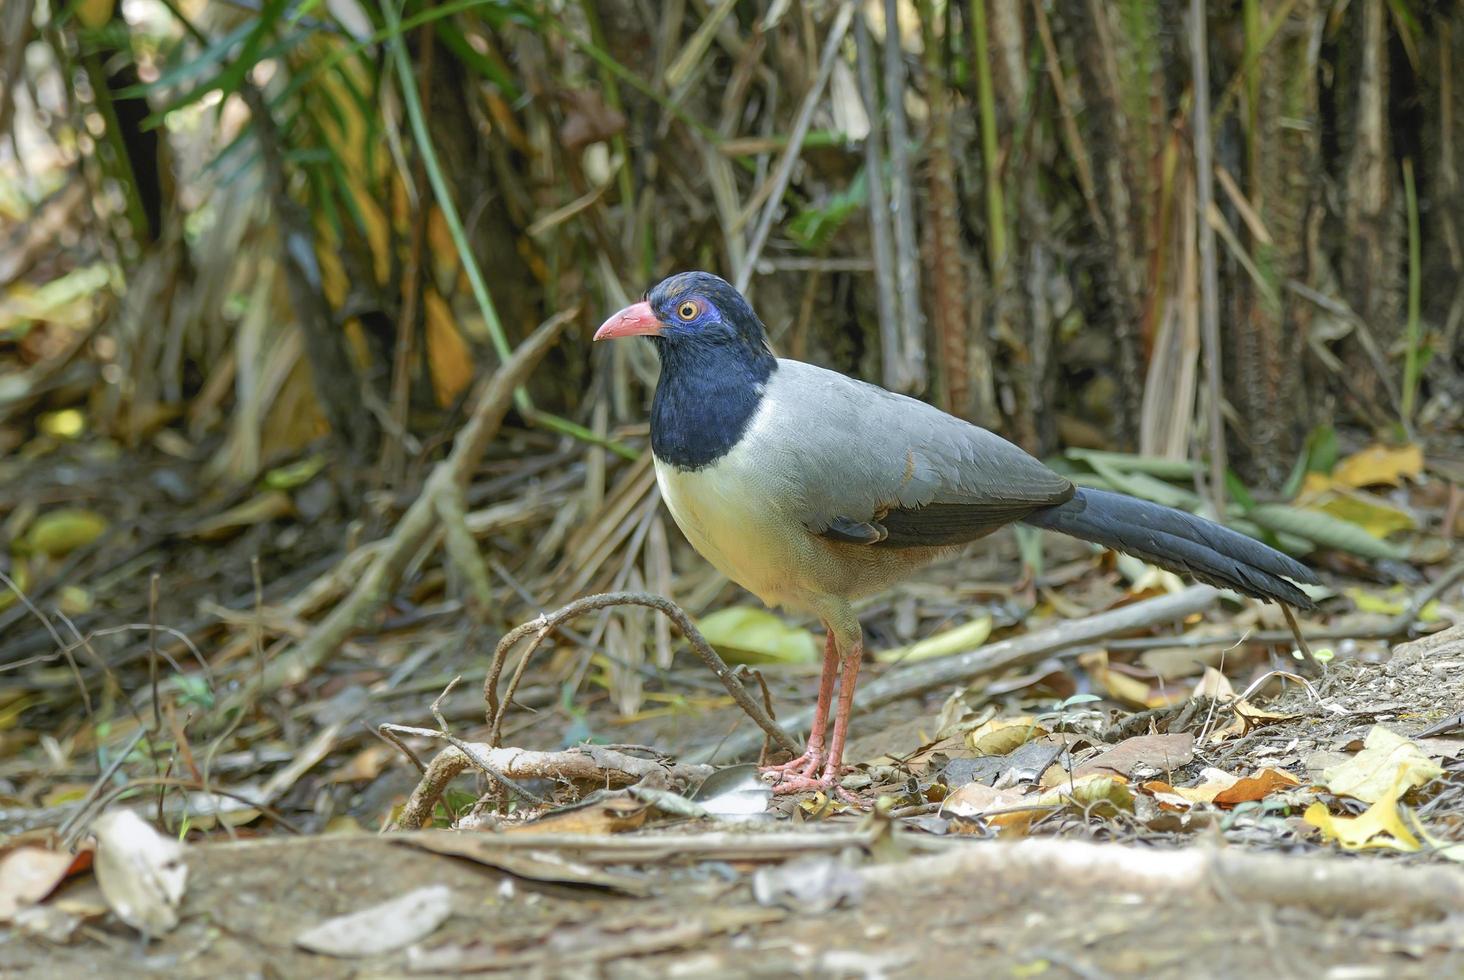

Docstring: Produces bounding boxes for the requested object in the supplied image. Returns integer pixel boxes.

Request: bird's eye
[676,301,700,321]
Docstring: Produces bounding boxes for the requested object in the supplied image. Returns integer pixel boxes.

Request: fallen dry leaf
[1211,767,1302,807]
[1320,725,1443,803]
[295,885,454,957]
[1206,701,1297,743]
[398,832,651,896]
[1305,779,1421,852]
[1141,767,1241,810]
[1078,651,1157,708]
[965,717,1048,756]
[1191,667,1235,699]
[941,781,1029,820]
[0,846,93,921]
[1073,733,1194,779]
[91,809,188,935]
[1328,443,1423,490]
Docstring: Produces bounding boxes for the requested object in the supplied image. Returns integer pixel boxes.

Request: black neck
[650,339,775,470]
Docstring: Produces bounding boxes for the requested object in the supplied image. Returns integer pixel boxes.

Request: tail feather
[1023,488,1319,609]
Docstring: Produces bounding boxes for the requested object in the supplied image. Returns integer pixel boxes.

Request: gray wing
[755,360,1074,548]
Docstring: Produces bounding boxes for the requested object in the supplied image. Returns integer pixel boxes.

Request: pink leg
[820,642,863,782]
[767,632,864,796]
[760,629,836,779]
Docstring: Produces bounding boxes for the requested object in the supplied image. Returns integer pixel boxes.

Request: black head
[594,271,777,469]
[595,271,773,362]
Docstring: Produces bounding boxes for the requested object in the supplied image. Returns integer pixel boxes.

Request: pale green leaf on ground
[696,607,818,665]
[875,615,992,664]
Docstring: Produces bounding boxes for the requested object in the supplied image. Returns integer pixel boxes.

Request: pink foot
[765,768,865,803]
[760,747,825,777]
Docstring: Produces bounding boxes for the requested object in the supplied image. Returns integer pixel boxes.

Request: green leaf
[1248,504,1406,561]
[1064,448,1197,481]
[789,169,868,251]
[696,607,818,665]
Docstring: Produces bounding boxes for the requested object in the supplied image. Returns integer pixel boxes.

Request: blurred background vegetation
[3,0,1458,489]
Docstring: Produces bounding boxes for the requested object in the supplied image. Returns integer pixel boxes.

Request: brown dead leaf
[1191,667,1235,699]
[327,743,395,783]
[941,782,1043,835]
[1206,701,1296,742]
[0,846,93,921]
[1078,651,1156,708]
[1211,767,1302,806]
[1073,733,1194,779]
[398,832,651,896]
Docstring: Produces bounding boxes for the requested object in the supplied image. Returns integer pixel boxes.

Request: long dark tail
[1022,488,1319,609]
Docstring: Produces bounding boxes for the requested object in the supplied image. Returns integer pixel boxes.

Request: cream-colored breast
[653,445,803,609]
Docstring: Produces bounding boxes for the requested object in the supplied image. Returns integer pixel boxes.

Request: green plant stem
[382,0,526,413]
[1401,157,1422,427]
[969,0,1006,275]
[527,409,640,461]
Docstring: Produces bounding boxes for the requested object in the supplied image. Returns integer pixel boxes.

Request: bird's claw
[759,749,824,777]
[760,755,859,800]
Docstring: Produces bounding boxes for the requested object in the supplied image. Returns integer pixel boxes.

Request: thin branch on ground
[387,741,715,831]
[483,590,799,756]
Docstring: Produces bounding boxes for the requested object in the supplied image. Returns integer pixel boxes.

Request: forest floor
[2,432,1463,978]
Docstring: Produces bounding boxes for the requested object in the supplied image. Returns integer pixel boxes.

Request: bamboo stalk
[1401,157,1421,428]
[970,0,1007,275]
[1188,0,1227,517]
[855,11,902,394]
[883,0,927,392]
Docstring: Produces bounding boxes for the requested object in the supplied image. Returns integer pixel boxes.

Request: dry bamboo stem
[233,311,572,706]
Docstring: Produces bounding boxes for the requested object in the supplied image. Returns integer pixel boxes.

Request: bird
[594,270,1320,794]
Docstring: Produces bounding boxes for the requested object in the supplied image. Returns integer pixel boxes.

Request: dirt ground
[5,625,1462,978]
[9,831,1463,980]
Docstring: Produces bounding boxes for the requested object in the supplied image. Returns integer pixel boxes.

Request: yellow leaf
[74,0,115,29]
[37,409,85,439]
[1320,725,1443,803]
[186,491,295,541]
[1305,779,1421,852]
[424,290,474,408]
[263,454,327,491]
[1331,443,1423,489]
[0,561,30,613]
[1078,650,1162,708]
[1343,586,1442,622]
[696,607,817,665]
[25,509,108,557]
[1310,489,1416,539]
[1035,773,1134,815]
[965,717,1047,756]
[875,616,992,664]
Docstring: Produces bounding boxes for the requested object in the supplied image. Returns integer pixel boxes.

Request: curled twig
[483,591,799,756]
[388,742,714,831]
[430,676,544,806]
